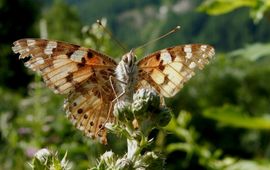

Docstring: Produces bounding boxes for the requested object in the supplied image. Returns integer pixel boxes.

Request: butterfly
[12,38,215,144]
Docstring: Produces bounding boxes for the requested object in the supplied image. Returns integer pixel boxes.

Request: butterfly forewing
[12,38,117,94]
[12,38,117,144]
[137,44,215,98]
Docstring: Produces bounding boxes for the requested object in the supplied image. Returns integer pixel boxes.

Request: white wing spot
[200,45,207,51]
[160,50,172,64]
[189,62,196,69]
[198,59,203,64]
[71,50,87,62]
[185,53,192,59]
[36,57,45,64]
[209,48,215,57]
[27,39,36,46]
[186,74,193,80]
[24,62,31,68]
[12,43,21,53]
[184,45,192,53]
[44,41,57,55]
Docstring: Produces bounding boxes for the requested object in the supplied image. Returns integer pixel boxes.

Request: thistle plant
[30,148,71,170]
[91,88,172,170]
[30,88,171,170]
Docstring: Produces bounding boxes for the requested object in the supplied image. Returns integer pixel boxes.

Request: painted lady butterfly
[12,39,215,144]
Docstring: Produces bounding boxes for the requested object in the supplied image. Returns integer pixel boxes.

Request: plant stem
[127,138,139,160]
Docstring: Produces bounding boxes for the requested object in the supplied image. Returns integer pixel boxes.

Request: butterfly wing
[64,78,114,144]
[12,38,117,144]
[137,44,215,98]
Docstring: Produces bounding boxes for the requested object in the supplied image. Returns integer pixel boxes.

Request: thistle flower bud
[100,151,116,166]
[34,148,52,164]
[113,101,133,121]
[115,157,133,169]
[132,88,160,116]
[134,151,164,170]
[156,107,172,127]
[31,149,71,170]
[99,88,169,170]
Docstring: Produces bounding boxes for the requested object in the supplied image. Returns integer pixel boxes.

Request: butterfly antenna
[96,19,127,52]
[134,26,181,52]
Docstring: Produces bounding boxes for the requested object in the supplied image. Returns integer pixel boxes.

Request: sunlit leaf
[224,160,270,170]
[198,0,256,15]
[166,143,193,153]
[203,105,270,129]
[198,0,270,23]
[229,43,270,61]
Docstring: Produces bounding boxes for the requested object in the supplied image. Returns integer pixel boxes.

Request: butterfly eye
[123,55,128,63]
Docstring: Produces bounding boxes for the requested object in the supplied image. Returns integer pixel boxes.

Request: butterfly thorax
[115,50,138,102]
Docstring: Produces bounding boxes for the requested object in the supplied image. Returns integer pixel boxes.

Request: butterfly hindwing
[137,44,215,97]
[64,80,115,144]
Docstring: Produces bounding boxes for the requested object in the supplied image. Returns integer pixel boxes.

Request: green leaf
[198,0,270,23]
[229,43,270,61]
[198,0,256,15]
[203,105,270,129]
[166,143,193,153]
[224,160,270,170]
[250,0,270,23]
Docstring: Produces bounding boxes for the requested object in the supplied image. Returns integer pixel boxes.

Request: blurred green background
[1,0,270,169]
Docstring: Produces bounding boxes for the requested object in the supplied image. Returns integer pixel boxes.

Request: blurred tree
[42,0,82,44]
[0,0,40,91]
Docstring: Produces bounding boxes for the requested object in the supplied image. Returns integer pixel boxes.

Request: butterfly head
[121,49,137,73]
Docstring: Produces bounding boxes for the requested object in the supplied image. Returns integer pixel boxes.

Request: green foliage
[165,112,270,170]
[81,18,122,58]
[203,105,270,129]
[229,43,270,61]
[43,0,82,43]
[198,0,270,23]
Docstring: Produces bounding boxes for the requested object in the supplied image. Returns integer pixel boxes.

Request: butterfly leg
[109,75,119,103]
[96,76,127,136]
[109,75,127,102]
[108,75,128,119]
[95,89,126,137]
